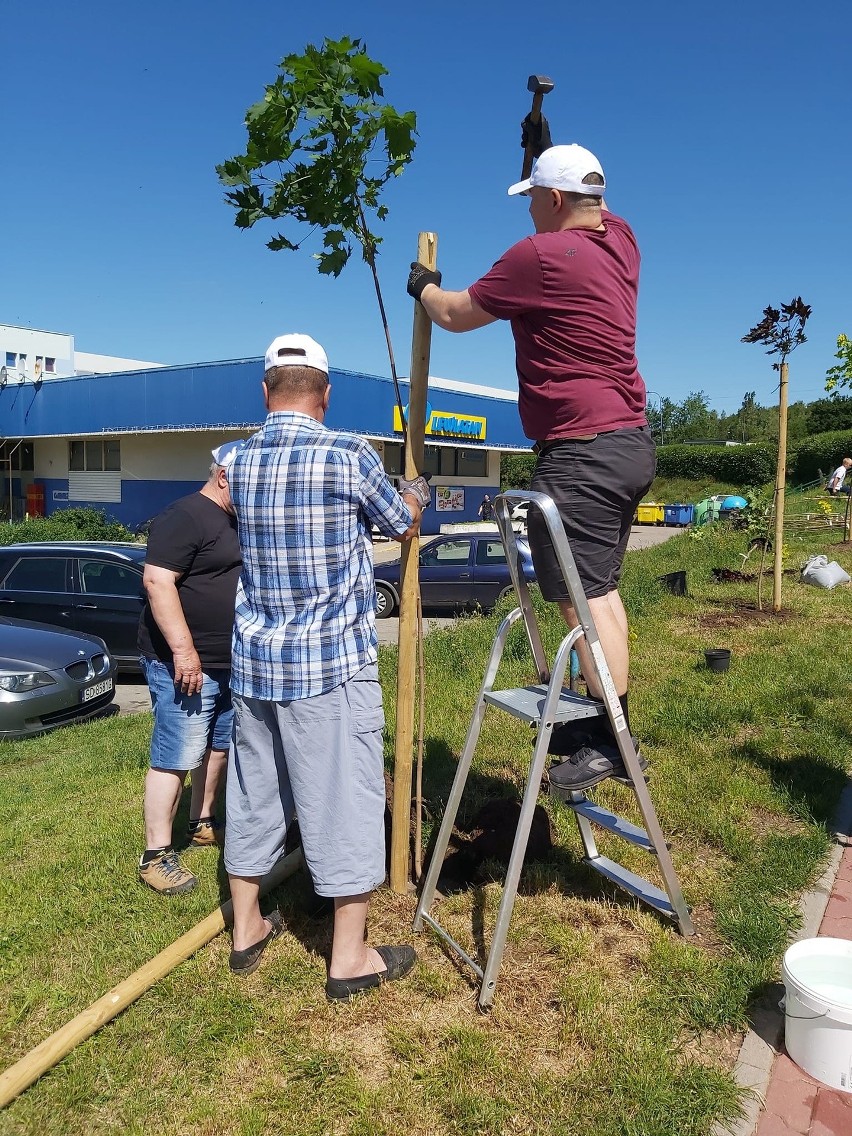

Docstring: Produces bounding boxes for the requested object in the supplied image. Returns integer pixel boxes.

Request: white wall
[74,350,163,374]
[1,325,74,379]
[121,432,249,481]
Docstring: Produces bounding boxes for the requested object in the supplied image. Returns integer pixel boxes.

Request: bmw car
[0,542,146,671]
[0,616,117,741]
[373,533,536,618]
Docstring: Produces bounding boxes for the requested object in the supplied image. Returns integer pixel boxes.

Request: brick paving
[754,841,852,1135]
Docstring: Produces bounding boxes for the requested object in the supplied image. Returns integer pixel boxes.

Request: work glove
[520,112,553,158]
[398,475,431,510]
[407,262,442,302]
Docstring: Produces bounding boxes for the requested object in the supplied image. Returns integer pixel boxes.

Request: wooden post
[0,848,302,1110]
[390,231,437,893]
[773,360,789,612]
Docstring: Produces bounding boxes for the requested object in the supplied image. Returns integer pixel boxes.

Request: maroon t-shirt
[468,212,648,441]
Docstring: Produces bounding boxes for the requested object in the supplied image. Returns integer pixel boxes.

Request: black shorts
[527,427,656,601]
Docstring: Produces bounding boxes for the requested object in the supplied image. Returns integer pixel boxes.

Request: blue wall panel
[1,359,528,448]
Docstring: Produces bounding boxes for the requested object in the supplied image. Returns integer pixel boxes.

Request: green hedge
[654,443,776,486]
[789,430,852,484]
[0,507,138,547]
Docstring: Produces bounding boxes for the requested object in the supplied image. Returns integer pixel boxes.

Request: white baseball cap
[211,440,246,469]
[264,333,329,375]
[508,144,606,197]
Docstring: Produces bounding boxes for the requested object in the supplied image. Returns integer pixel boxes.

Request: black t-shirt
[137,492,241,669]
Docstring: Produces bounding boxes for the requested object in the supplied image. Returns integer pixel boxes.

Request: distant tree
[663,391,715,443]
[806,394,852,435]
[825,334,852,393]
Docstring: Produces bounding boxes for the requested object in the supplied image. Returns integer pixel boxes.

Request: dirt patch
[680,1025,744,1073]
[697,599,801,630]
[711,567,798,583]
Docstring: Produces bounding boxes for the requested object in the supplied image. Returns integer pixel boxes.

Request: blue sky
[3,1,850,417]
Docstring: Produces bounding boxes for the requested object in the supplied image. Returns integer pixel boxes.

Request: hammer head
[527,74,554,95]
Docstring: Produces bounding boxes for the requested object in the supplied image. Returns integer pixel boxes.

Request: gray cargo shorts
[224,663,387,897]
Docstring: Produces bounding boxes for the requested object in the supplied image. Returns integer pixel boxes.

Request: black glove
[520,112,553,158]
[407,262,442,302]
[398,475,431,510]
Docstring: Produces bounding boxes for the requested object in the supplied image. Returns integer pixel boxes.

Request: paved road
[112,525,680,718]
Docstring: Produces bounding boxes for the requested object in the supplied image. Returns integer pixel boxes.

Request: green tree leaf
[217,36,416,278]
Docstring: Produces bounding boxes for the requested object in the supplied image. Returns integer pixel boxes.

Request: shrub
[788,429,852,484]
[655,443,776,486]
[0,507,137,546]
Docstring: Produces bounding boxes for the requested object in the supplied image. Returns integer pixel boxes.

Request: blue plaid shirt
[229,411,413,701]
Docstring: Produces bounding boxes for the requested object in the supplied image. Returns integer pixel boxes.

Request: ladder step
[483,684,605,725]
[583,855,676,918]
[567,799,654,850]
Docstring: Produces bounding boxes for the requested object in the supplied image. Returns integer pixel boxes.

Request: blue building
[1,356,530,536]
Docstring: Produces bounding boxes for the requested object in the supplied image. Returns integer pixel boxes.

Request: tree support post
[390,231,437,893]
[773,360,789,612]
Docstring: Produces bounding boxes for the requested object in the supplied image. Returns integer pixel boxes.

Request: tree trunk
[772,361,789,612]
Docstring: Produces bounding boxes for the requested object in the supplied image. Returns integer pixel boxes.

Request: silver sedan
[0,617,116,741]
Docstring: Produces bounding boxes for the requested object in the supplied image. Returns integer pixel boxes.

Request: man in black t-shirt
[137,441,244,895]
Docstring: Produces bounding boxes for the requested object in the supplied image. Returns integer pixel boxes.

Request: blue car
[373,533,536,618]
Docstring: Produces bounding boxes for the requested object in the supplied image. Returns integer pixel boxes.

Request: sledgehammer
[521,74,554,180]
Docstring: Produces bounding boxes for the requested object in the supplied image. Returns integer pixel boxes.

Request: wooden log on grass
[390,231,437,893]
[0,847,303,1110]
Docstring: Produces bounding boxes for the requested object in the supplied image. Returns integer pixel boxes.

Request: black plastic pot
[704,649,731,673]
[658,571,687,596]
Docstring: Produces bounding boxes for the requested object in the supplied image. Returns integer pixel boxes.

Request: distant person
[137,441,244,895]
[827,458,852,496]
[478,494,494,522]
[225,333,430,998]
[407,143,653,793]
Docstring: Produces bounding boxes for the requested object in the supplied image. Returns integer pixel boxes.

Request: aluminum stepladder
[413,489,694,1009]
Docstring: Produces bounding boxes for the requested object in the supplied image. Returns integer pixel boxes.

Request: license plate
[82,678,114,702]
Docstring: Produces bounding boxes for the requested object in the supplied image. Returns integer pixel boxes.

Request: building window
[457,448,487,477]
[5,352,14,368]
[45,357,56,373]
[382,442,403,476]
[0,441,33,471]
[69,439,121,472]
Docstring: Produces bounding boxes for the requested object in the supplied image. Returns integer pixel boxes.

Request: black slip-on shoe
[325,944,417,1002]
[229,909,284,976]
[548,741,648,793]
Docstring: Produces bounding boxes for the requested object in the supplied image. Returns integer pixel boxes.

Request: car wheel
[375,583,396,618]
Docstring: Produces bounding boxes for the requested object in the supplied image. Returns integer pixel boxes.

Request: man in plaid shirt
[224,333,430,1000]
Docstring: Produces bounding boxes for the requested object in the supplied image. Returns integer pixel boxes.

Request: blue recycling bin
[663,503,694,526]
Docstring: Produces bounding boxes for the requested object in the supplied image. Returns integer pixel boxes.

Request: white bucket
[782,937,852,1093]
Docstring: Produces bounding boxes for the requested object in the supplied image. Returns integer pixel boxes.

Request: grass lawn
[2,521,852,1135]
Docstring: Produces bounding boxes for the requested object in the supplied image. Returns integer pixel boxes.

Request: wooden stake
[0,848,303,1110]
[390,231,437,893]
[773,360,789,612]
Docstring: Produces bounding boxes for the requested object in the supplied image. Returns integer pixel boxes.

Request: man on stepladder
[407,143,655,791]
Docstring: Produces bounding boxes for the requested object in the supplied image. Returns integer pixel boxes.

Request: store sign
[393,405,486,441]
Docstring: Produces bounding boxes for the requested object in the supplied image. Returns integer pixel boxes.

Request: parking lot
[113,526,680,717]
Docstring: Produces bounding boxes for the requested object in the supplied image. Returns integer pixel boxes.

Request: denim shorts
[141,656,234,772]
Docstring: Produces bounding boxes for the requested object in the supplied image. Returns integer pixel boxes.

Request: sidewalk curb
[713,779,852,1136]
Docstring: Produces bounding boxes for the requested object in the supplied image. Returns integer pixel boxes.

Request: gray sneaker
[139,851,197,895]
[548,741,647,793]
